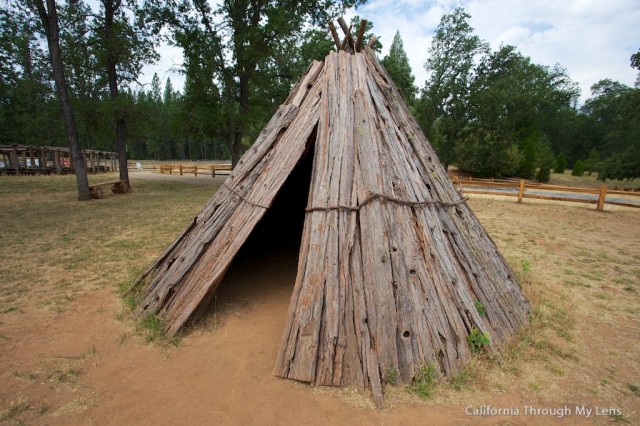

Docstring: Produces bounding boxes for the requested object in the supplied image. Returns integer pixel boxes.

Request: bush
[554,153,567,173]
[536,164,551,183]
[467,328,491,353]
[572,160,585,176]
[584,148,600,175]
[409,364,438,398]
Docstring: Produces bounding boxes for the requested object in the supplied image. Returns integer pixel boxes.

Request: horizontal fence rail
[156,163,232,178]
[453,176,640,211]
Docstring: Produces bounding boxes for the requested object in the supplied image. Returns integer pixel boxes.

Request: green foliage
[517,136,538,179]
[582,79,640,180]
[632,49,640,86]
[418,7,488,168]
[409,364,438,398]
[467,328,491,353]
[386,367,398,385]
[455,130,520,177]
[474,300,485,317]
[418,8,579,177]
[137,313,167,343]
[628,383,640,396]
[152,0,365,165]
[584,148,600,175]
[555,153,567,173]
[572,160,585,176]
[536,164,551,183]
[522,260,532,272]
[381,31,417,103]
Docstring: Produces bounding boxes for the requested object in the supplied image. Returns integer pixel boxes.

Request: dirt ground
[1,175,639,425]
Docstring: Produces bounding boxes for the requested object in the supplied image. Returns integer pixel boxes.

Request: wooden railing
[158,163,232,178]
[453,177,640,210]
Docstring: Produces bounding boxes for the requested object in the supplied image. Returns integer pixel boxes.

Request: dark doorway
[201,131,317,324]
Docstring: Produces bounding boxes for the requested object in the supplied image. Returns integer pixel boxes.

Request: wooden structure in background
[132,20,531,408]
[0,144,118,176]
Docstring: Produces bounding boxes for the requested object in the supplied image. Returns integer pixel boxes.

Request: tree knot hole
[409,269,417,276]
[402,330,411,338]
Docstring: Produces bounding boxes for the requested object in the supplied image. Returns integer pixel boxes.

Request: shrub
[536,164,551,183]
[409,364,438,398]
[554,153,567,173]
[467,328,491,353]
[474,300,486,317]
[572,160,585,176]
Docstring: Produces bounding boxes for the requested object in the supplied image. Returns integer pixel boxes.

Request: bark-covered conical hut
[131,20,530,408]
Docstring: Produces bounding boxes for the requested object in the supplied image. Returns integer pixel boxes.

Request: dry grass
[0,173,215,316]
[549,169,639,190]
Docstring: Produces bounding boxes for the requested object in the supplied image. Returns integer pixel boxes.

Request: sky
[142,0,640,104]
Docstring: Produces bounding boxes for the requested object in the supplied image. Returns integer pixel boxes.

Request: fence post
[179,164,183,176]
[194,165,198,177]
[169,165,173,175]
[596,184,607,211]
[517,179,525,203]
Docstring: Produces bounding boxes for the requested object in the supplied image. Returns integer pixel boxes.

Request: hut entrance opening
[198,129,317,320]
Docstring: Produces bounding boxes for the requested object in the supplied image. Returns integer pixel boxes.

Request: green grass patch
[408,364,439,398]
[0,175,214,322]
[467,328,491,353]
[474,300,486,318]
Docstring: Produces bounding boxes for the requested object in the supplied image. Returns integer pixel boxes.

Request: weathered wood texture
[132,60,326,336]
[273,50,530,408]
[133,49,530,407]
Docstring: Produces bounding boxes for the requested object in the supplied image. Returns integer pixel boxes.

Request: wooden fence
[453,176,640,210]
[157,163,232,178]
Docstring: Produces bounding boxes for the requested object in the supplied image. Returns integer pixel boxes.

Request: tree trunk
[103,0,130,187]
[229,74,251,169]
[33,0,91,201]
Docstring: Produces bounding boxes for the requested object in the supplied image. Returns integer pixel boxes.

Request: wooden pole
[29,148,36,173]
[179,164,183,176]
[355,19,368,52]
[194,165,198,177]
[21,150,28,174]
[596,184,607,211]
[11,146,19,173]
[54,150,61,174]
[337,17,355,51]
[328,20,342,51]
[40,147,47,172]
[517,179,525,203]
[340,24,353,51]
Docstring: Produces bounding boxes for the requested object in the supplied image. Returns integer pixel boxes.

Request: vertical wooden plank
[517,179,525,203]
[597,184,607,211]
[352,52,399,384]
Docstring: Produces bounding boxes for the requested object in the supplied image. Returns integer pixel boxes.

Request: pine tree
[381,31,417,103]
[572,160,585,176]
[554,152,567,173]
